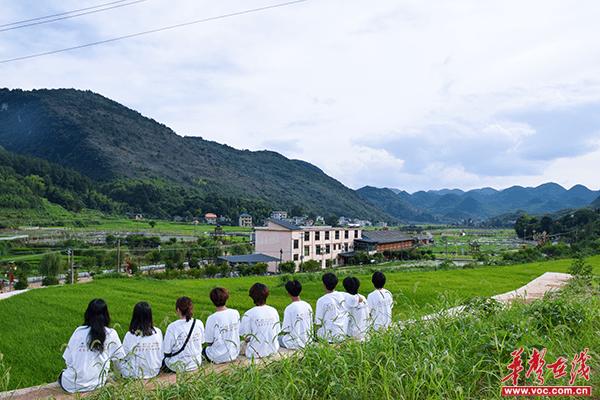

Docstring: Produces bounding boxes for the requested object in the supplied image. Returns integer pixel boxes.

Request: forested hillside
[0,88,389,221]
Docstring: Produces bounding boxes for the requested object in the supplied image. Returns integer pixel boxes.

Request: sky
[1,0,600,193]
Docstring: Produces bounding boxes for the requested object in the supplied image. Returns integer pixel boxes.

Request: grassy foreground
[88,283,599,400]
[0,257,599,390]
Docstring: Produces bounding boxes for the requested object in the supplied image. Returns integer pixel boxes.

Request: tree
[279,261,296,274]
[324,214,339,227]
[252,262,268,275]
[39,253,62,286]
[148,220,156,228]
[569,254,592,284]
[301,260,321,272]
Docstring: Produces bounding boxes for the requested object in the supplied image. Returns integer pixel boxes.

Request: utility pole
[67,248,74,284]
[116,239,121,273]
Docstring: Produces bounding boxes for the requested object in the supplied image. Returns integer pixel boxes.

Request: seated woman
[59,299,125,393]
[203,287,240,363]
[119,301,163,379]
[163,296,205,372]
[239,283,281,359]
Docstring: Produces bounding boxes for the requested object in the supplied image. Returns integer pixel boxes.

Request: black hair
[84,298,110,352]
[343,276,360,295]
[322,272,338,291]
[285,280,302,297]
[372,271,386,289]
[210,287,229,307]
[249,282,269,305]
[176,296,194,321]
[129,301,155,337]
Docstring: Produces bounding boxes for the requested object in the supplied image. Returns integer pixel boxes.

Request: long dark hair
[176,296,193,321]
[84,298,110,352]
[129,301,155,337]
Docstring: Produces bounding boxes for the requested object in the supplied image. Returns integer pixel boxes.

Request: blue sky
[1,0,600,192]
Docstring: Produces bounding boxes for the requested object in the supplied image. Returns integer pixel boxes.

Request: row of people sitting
[59,271,393,393]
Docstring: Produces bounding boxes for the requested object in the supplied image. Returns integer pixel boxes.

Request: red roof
[205,213,217,218]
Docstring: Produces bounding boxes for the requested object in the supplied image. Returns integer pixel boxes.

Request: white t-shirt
[345,294,370,340]
[119,328,163,379]
[280,300,313,349]
[163,318,205,372]
[60,326,125,393]
[367,289,394,330]
[239,305,281,359]
[205,308,241,364]
[315,291,349,342]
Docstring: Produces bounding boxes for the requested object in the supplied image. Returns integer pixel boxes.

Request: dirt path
[0,272,573,400]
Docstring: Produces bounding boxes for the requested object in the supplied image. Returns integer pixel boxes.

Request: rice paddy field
[0,256,599,392]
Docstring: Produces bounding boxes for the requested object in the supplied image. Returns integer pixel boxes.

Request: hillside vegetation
[0,89,388,221]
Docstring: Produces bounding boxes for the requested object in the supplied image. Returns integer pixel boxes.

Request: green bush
[279,261,296,274]
[301,260,321,272]
[39,253,62,282]
[41,276,59,286]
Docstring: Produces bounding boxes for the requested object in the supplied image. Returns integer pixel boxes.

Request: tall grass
[88,282,598,399]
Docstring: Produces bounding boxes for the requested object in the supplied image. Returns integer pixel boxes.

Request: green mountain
[359,183,600,222]
[355,186,436,222]
[0,88,389,221]
[592,195,600,208]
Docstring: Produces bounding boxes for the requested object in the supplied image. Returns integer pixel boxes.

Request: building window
[316,245,321,255]
[335,230,340,240]
[315,231,320,241]
[354,230,359,238]
[325,244,330,254]
[325,231,330,240]
[293,239,299,249]
[344,243,349,252]
[304,231,310,241]
[344,230,349,239]
[293,254,299,261]
[304,246,310,257]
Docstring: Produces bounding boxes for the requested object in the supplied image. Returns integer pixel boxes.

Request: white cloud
[1,0,600,191]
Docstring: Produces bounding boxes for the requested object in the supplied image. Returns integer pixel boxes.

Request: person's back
[316,291,348,342]
[205,308,241,363]
[121,328,163,378]
[280,279,313,349]
[60,299,125,393]
[240,283,281,358]
[281,300,313,349]
[367,271,393,330]
[120,302,163,378]
[163,297,205,372]
[342,277,370,340]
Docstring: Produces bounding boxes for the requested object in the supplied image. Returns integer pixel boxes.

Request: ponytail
[84,299,110,352]
[176,296,193,321]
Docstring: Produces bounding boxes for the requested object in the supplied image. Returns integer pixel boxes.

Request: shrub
[568,254,593,285]
[41,276,59,286]
[252,262,268,275]
[13,271,28,290]
[301,260,321,272]
[39,253,62,282]
[279,261,296,274]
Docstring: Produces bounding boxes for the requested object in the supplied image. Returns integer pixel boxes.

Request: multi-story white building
[254,219,362,271]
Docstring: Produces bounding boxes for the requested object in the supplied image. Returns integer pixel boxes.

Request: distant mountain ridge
[359,183,600,222]
[0,88,389,221]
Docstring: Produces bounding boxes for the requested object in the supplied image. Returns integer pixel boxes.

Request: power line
[0,0,150,33]
[0,0,133,27]
[0,0,309,64]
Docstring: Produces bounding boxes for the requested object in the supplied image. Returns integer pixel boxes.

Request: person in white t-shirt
[203,287,240,364]
[119,301,163,379]
[342,277,370,341]
[315,272,349,343]
[239,283,281,359]
[367,271,394,331]
[163,296,205,372]
[280,280,313,349]
[59,299,125,393]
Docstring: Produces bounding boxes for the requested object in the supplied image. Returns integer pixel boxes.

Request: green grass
[87,283,599,400]
[0,256,599,390]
